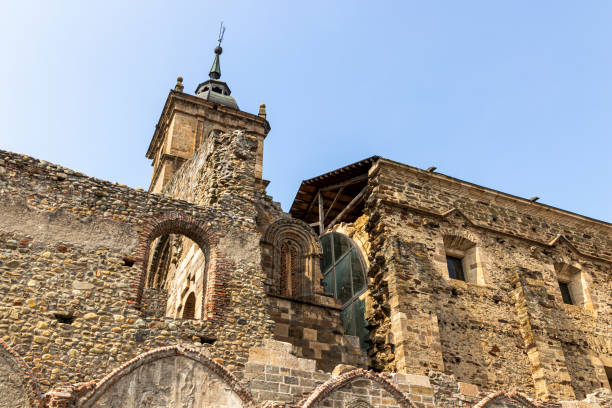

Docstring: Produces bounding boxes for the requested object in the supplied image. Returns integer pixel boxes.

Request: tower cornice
[146,90,270,160]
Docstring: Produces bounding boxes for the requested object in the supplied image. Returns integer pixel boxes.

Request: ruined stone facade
[0,50,610,408]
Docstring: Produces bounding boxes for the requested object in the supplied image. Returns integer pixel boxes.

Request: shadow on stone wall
[0,338,43,408]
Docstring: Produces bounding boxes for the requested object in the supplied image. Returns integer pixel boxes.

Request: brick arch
[78,344,254,408]
[262,218,322,297]
[299,369,418,408]
[472,391,540,408]
[132,212,230,320]
[0,338,43,408]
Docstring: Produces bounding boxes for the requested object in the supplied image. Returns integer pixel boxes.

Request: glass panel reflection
[335,254,352,304]
[320,232,370,351]
[350,249,366,294]
[341,302,356,336]
[320,234,333,272]
[322,269,334,296]
[333,233,352,260]
[354,298,369,350]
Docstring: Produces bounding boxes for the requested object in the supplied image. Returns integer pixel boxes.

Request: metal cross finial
[210,22,225,79]
[218,22,226,47]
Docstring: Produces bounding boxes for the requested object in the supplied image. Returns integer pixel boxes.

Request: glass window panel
[350,249,366,294]
[320,234,333,272]
[335,254,353,304]
[322,270,335,297]
[340,303,356,336]
[333,233,352,260]
[354,298,370,350]
[446,256,465,281]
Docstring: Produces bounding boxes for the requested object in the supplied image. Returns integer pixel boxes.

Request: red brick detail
[299,368,418,408]
[130,212,232,321]
[472,391,542,408]
[44,382,97,408]
[0,338,44,407]
[78,344,254,408]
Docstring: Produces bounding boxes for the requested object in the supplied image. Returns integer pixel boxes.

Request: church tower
[145,32,270,194]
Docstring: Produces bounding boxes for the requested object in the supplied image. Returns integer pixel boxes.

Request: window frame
[320,232,368,308]
[446,255,466,281]
[558,281,574,305]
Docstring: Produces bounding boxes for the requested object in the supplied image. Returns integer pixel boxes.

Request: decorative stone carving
[262,218,323,298]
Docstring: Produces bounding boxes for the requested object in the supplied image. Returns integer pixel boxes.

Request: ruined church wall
[364,160,611,400]
[42,338,612,408]
[0,150,274,390]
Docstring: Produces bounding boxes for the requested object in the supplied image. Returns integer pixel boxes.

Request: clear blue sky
[1,1,610,222]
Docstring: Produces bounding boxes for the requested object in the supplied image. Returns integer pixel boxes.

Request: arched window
[280,241,300,297]
[182,292,196,320]
[320,232,368,349]
[143,233,208,319]
[262,218,322,298]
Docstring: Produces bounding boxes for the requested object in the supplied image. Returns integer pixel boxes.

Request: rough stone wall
[364,159,612,400]
[163,129,262,212]
[0,149,275,390]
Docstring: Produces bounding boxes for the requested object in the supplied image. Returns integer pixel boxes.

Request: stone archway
[300,368,417,408]
[473,391,541,408]
[79,344,253,408]
[133,212,231,320]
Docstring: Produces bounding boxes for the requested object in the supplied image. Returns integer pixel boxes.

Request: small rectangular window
[559,281,573,305]
[446,256,465,281]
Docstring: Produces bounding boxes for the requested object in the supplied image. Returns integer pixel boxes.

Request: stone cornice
[376,198,612,264]
[372,158,611,229]
[146,90,270,159]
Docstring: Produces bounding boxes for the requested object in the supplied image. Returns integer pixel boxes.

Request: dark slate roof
[197,90,239,110]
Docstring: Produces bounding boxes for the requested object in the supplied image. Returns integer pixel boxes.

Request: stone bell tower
[145,33,270,194]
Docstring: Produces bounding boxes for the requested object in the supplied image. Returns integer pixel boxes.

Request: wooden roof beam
[320,174,368,192]
[303,188,320,217]
[323,186,344,222]
[326,186,368,231]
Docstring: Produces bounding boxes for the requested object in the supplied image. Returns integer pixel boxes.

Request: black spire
[209,23,225,80]
[194,23,239,109]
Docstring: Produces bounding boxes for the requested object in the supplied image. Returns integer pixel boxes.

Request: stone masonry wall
[242,339,611,408]
[0,149,275,390]
[147,91,269,193]
[364,159,612,400]
[266,295,366,372]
